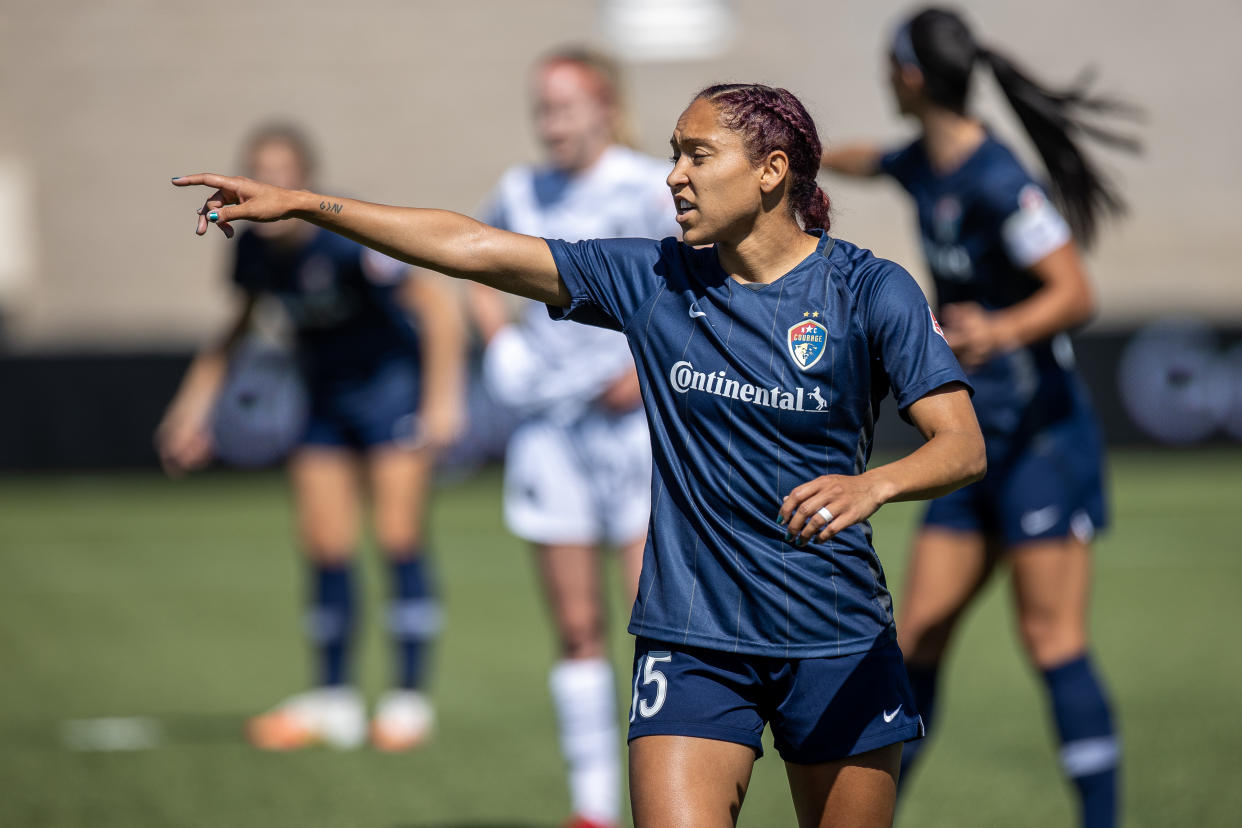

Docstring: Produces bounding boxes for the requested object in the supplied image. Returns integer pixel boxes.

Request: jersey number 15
[630,652,672,722]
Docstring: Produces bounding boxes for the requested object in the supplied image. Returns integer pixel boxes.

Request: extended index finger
[172,173,242,191]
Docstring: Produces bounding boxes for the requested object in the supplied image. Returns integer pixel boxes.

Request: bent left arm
[402,271,467,451]
[942,242,1096,369]
[595,366,643,413]
[779,384,985,545]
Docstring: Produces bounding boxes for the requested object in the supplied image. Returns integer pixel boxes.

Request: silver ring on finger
[816,506,834,523]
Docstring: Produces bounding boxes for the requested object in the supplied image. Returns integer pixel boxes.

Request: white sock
[549,658,620,824]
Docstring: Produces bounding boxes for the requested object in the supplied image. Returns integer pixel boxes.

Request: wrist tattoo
[318,200,343,215]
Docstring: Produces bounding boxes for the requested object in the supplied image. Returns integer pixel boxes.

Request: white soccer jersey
[480,145,680,420]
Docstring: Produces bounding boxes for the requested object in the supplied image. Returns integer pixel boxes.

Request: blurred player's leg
[292,448,362,688]
[248,447,365,750]
[618,533,645,614]
[538,543,620,828]
[895,528,998,786]
[505,419,628,827]
[1011,539,1119,828]
[785,744,902,828]
[369,446,440,752]
[629,735,756,827]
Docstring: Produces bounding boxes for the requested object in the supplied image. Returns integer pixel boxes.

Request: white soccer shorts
[503,409,652,547]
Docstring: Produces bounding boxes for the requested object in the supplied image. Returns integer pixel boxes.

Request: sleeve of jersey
[990,180,1072,268]
[545,237,666,332]
[878,142,917,191]
[864,263,972,418]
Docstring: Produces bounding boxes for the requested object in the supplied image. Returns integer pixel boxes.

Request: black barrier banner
[2,323,1241,469]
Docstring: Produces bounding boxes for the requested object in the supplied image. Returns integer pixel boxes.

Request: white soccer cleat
[246,687,366,751]
[370,689,435,753]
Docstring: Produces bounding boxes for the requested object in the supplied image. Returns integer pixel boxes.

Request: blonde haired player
[464,48,678,828]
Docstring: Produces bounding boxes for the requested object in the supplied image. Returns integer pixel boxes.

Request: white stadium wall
[0,0,1238,350]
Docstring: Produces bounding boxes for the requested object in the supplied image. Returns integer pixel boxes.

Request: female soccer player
[465,48,679,828]
[821,8,1137,826]
[158,125,466,752]
[173,82,985,826]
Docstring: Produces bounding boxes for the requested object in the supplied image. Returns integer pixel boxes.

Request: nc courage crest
[787,318,828,370]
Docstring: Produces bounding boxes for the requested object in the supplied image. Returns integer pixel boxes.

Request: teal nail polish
[207,211,218,222]
[796,537,807,547]
[171,176,181,181]
[777,514,786,525]
[784,532,792,542]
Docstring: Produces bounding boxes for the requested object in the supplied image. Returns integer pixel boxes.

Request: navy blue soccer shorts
[627,635,924,764]
[923,413,1109,547]
[302,359,422,450]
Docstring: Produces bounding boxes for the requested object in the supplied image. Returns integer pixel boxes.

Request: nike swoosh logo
[883,705,902,723]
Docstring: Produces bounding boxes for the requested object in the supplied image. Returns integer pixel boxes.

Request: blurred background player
[156,124,466,751]
[822,7,1140,826]
[465,48,679,828]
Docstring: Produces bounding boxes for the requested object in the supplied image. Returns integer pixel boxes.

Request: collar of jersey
[718,230,835,292]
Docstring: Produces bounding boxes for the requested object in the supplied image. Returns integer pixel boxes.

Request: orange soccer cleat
[246,687,366,751]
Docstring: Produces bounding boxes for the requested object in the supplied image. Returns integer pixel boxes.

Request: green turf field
[2,450,1240,827]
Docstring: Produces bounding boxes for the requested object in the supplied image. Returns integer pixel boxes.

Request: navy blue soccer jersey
[232,228,420,385]
[880,135,1090,440]
[547,231,968,658]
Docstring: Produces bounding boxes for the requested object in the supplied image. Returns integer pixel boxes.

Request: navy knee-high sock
[898,663,940,791]
[307,562,355,687]
[1043,655,1120,828]
[388,551,441,690]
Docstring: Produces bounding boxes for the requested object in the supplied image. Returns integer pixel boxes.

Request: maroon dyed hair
[695,83,831,231]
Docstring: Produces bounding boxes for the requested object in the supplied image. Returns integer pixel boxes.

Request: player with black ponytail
[901,9,1138,246]
[824,8,1138,827]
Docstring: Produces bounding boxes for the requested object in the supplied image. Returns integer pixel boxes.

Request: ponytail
[902,8,1141,248]
[979,46,1140,248]
[802,185,831,232]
